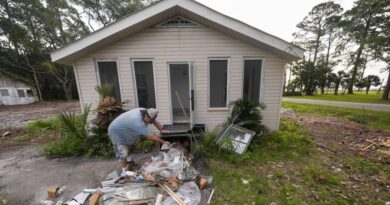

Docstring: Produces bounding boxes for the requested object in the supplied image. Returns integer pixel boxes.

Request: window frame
[26,89,34,97]
[241,57,265,102]
[0,89,9,97]
[131,58,157,108]
[207,57,230,110]
[94,58,123,102]
[17,89,25,98]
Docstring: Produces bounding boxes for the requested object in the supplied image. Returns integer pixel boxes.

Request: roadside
[284,92,389,105]
[282,101,390,130]
[283,98,390,112]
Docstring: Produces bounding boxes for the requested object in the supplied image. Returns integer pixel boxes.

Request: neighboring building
[0,74,38,105]
[50,0,304,130]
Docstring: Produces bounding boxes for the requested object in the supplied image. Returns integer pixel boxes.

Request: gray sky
[195,0,388,83]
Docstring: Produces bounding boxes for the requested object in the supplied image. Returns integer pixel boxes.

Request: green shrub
[44,136,86,157]
[86,126,115,157]
[283,91,302,96]
[26,118,61,136]
[43,105,91,157]
[227,99,268,135]
[44,84,127,158]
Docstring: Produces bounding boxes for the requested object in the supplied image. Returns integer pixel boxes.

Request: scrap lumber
[198,178,208,189]
[88,192,101,205]
[114,195,155,203]
[47,186,59,199]
[207,189,215,204]
[362,143,374,150]
[154,173,183,184]
[158,184,186,205]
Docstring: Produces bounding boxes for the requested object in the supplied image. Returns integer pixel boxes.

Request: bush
[26,118,61,136]
[44,136,85,157]
[227,99,268,135]
[283,91,302,96]
[44,84,127,158]
[43,105,91,157]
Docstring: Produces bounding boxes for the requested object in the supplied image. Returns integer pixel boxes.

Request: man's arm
[145,134,169,145]
[153,121,169,134]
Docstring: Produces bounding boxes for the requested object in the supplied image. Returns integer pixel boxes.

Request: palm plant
[92,84,125,126]
[58,104,91,139]
[226,99,267,134]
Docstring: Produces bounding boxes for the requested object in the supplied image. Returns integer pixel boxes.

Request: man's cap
[147,108,159,119]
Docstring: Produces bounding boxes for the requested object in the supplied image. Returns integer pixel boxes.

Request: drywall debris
[73,192,90,204]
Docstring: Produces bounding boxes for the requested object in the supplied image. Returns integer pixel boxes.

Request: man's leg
[114,144,131,176]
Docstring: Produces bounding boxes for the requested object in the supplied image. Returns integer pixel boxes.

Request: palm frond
[95,84,114,99]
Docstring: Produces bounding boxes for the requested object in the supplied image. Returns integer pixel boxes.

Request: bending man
[108,108,170,175]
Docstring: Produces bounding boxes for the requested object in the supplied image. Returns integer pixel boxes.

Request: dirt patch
[282,112,390,202]
[283,112,390,163]
[0,144,208,205]
[0,101,80,129]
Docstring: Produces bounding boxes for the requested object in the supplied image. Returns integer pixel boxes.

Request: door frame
[167,61,193,125]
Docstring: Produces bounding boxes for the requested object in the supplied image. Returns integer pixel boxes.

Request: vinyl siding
[74,26,286,130]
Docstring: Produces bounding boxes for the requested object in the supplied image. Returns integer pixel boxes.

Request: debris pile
[43,145,214,205]
[355,138,390,159]
[283,111,390,162]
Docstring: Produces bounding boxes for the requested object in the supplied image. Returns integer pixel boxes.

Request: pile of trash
[43,145,214,205]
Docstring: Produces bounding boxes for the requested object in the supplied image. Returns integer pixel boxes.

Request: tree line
[0,0,157,101]
[287,0,390,100]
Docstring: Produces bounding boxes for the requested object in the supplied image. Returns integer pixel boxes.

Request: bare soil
[0,101,80,129]
[283,112,390,202]
[283,112,390,163]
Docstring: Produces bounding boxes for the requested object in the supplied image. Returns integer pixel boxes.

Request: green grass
[285,92,390,104]
[209,118,390,204]
[282,101,390,130]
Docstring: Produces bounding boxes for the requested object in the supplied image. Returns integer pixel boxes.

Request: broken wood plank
[47,186,59,199]
[362,143,374,150]
[88,192,101,205]
[159,184,186,205]
[364,139,377,145]
[207,189,215,204]
[154,173,183,184]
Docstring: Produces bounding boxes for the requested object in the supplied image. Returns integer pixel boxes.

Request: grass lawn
[282,101,390,130]
[208,119,390,204]
[285,92,390,104]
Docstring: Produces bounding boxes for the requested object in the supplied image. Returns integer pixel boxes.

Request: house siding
[74,26,285,130]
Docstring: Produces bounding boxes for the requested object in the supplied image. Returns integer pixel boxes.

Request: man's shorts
[114,144,133,162]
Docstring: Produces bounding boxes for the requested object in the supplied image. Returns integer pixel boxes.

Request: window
[17,89,25,97]
[97,60,121,102]
[209,59,228,108]
[0,89,9,96]
[26,89,34,97]
[133,61,156,108]
[243,59,262,101]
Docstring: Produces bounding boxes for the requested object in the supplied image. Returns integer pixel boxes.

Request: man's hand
[160,129,170,134]
[162,140,171,145]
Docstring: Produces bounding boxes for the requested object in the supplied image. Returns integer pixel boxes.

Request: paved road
[283,98,390,112]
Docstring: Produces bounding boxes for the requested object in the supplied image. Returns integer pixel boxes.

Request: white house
[50,0,304,131]
[0,75,38,105]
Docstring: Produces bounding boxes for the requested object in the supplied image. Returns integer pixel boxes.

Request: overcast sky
[195,0,388,83]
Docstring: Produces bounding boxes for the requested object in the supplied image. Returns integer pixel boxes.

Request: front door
[169,62,193,125]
